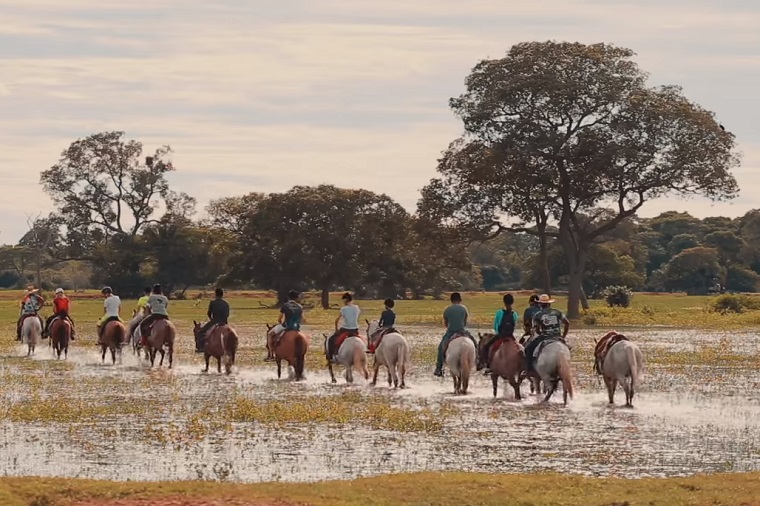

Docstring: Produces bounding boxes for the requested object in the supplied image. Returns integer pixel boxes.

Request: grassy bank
[2,472,760,505]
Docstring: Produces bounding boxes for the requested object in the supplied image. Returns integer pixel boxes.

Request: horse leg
[203,353,210,373]
[217,356,222,374]
[168,345,173,369]
[491,373,498,398]
[389,362,399,389]
[276,359,282,379]
[345,365,353,384]
[101,344,107,363]
[110,346,117,365]
[542,379,558,404]
[604,376,615,405]
[328,362,336,383]
[371,362,379,386]
[623,377,633,408]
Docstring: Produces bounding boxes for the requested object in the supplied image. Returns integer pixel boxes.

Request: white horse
[365,319,411,389]
[534,339,574,406]
[325,332,369,384]
[21,316,42,357]
[445,334,476,395]
[599,339,644,408]
[128,308,146,358]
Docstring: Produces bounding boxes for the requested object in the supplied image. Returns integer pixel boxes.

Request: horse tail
[294,334,306,380]
[557,353,574,399]
[397,339,411,375]
[460,342,476,392]
[627,343,642,388]
[113,323,126,348]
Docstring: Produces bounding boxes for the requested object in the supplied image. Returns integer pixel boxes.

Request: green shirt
[443,304,469,332]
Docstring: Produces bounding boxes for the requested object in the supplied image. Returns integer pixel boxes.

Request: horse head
[192,320,202,337]
[365,319,380,338]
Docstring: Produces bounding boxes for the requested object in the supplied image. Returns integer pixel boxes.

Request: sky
[0,0,758,243]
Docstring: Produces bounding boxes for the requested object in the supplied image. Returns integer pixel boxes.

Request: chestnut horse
[478,333,524,399]
[101,320,127,365]
[50,317,71,360]
[266,324,309,380]
[146,318,175,368]
[193,321,238,375]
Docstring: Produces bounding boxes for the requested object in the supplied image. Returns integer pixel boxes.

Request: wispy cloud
[0,0,758,241]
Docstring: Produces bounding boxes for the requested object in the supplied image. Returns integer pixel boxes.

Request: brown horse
[478,333,524,399]
[146,318,175,368]
[193,321,238,375]
[50,317,71,360]
[101,320,127,365]
[266,324,309,381]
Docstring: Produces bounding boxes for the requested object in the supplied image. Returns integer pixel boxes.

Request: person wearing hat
[43,288,76,340]
[16,285,45,341]
[97,286,123,344]
[521,294,541,342]
[523,294,570,373]
[326,292,360,363]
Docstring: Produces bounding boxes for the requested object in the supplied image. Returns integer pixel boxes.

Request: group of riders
[265,289,570,377]
[15,282,569,375]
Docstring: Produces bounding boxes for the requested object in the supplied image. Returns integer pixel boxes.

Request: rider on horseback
[43,288,76,340]
[16,286,45,342]
[266,290,303,361]
[136,286,151,312]
[521,294,541,342]
[326,292,360,363]
[367,298,397,354]
[139,284,169,346]
[523,294,569,374]
[479,293,519,374]
[97,286,122,344]
[434,292,478,377]
[197,287,230,353]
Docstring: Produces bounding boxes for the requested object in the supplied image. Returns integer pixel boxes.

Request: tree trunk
[580,287,590,310]
[321,287,330,310]
[558,217,587,320]
[537,222,551,295]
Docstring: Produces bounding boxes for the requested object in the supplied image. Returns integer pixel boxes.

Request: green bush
[601,285,633,308]
[711,293,760,314]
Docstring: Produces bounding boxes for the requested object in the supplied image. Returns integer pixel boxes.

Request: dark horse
[50,317,71,360]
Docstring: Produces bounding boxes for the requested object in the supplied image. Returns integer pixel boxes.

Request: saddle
[532,335,568,360]
[594,331,628,374]
[443,331,468,358]
[489,336,513,359]
[368,326,397,352]
[335,329,359,350]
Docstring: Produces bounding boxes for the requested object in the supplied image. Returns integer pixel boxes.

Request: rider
[521,294,541,342]
[434,292,478,377]
[266,290,303,361]
[17,286,45,342]
[97,286,122,344]
[326,292,360,363]
[479,293,519,373]
[136,286,151,313]
[367,298,396,354]
[197,287,230,353]
[43,288,76,340]
[139,284,169,346]
[523,294,570,374]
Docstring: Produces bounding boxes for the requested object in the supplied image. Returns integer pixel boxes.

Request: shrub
[711,293,760,314]
[601,285,633,308]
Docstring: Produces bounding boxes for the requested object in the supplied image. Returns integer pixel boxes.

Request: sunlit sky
[1,0,758,242]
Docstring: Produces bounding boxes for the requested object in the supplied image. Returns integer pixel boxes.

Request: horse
[21,315,42,357]
[324,331,369,384]
[365,319,411,389]
[266,324,310,381]
[193,321,238,375]
[478,333,524,399]
[445,333,476,395]
[533,339,574,406]
[100,319,127,365]
[522,332,547,395]
[594,331,644,408]
[128,308,147,358]
[145,318,175,368]
[50,317,71,360]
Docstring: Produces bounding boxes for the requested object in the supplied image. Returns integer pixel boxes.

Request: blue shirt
[493,308,519,335]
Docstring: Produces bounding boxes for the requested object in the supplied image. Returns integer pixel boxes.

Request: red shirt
[54,297,70,314]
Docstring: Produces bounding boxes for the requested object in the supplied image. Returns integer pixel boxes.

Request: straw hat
[537,294,555,304]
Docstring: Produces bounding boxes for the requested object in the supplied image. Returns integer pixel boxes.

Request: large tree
[419,41,739,318]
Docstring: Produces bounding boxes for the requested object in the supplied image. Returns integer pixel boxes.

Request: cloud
[0,0,758,243]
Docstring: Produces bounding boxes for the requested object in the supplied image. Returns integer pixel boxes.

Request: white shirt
[104,295,121,317]
[340,304,360,330]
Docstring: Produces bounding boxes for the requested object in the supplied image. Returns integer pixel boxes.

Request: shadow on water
[1,328,760,482]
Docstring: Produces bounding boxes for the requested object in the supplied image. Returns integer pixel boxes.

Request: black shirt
[379,309,396,327]
[207,298,230,324]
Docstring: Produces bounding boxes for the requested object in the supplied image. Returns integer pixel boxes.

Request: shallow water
[1,328,760,482]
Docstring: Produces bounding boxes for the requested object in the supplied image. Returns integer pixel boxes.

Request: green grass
[2,472,760,505]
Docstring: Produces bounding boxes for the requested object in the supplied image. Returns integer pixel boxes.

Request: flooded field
[1,325,759,483]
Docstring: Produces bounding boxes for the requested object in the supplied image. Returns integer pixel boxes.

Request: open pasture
[2,291,760,504]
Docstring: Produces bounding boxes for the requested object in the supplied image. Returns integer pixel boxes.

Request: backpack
[498,309,516,337]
